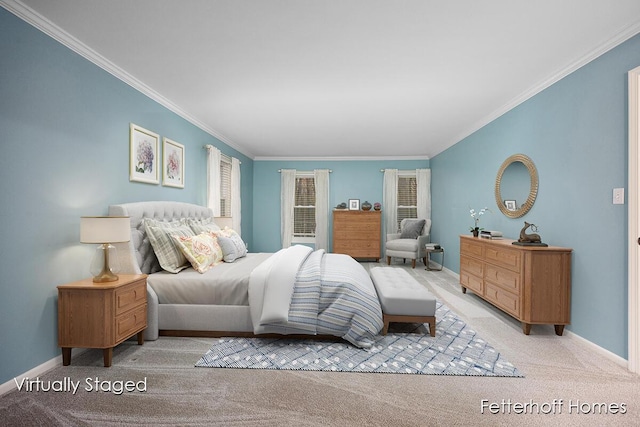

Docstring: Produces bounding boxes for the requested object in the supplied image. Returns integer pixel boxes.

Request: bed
[108,201,383,348]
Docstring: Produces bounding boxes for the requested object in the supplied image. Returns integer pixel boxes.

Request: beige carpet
[2,261,639,426]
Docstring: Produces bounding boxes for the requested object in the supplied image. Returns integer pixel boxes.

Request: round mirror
[494,154,538,218]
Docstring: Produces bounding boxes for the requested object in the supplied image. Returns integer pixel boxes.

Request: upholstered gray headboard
[108,201,214,274]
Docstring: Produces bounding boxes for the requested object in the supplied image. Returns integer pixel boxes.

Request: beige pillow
[172,232,223,273]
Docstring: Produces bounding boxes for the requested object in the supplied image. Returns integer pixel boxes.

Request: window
[293,174,315,240]
[397,173,417,230]
[219,155,232,217]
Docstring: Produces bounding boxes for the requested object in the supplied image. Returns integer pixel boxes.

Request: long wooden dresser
[459,235,572,335]
[333,210,381,261]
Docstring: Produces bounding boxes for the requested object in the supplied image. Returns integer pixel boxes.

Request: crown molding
[253,155,430,161]
[443,20,640,157]
[1,0,254,159]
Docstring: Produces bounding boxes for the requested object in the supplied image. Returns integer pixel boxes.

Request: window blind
[294,176,315,237]
[397,175,417,229]
[219,156,232,217]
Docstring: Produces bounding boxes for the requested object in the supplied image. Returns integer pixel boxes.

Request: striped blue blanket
[249,245,383,348]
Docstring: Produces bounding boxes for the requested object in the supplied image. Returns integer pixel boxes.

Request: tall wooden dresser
[459,235,572,335]
[332,210,381,261]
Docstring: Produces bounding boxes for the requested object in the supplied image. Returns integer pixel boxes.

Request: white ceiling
[7,0,640,159]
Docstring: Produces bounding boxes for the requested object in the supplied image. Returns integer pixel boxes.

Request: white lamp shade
[80,216,131,243]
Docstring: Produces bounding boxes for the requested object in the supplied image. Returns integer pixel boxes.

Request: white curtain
[416,168,431,220]
[205,145,221,216]
[231,157,241,232]
[314,169,330,250]
[383,169,398,238]
[280,169,296,248]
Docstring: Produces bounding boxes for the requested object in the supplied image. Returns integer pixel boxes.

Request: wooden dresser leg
[103,348,113,367]
[522,323,532,335]
[461,286,467,294]
[554,325,565,336]
[387,256,391,265]
[62,348,71,366]
[137,331,145,345]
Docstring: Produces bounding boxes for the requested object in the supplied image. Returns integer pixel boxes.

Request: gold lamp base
[92,270,119,283]
[90,243,120,283]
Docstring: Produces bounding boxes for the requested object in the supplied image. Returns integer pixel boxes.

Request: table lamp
[80,216,130,282]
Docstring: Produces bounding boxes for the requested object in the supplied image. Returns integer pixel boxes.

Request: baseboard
[0,349,87,396]
[564,329,628,369]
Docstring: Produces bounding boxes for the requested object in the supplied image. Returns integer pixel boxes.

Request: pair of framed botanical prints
[129,123,184,188]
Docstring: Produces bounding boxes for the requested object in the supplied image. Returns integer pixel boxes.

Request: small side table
[425,247,444,271]
[57,274,147,367]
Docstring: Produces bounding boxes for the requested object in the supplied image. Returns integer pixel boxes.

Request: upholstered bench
[370,267,437,336]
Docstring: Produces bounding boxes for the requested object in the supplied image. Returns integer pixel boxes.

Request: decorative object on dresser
[361,201,372,211]
[348,199,360,210]
[469,207,490,237]
[386,218,431,268]
[373,202,381,211]
[80,216,131,282]
[513,221,548,246]
[57,274,148,367]
[459,235,571,335]
[333,209,381,261]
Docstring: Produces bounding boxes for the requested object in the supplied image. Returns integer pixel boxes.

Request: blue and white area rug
[196,302,523,377]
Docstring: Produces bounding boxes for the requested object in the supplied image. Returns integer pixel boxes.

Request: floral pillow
[211,227,247,262]
[171,232,223,273]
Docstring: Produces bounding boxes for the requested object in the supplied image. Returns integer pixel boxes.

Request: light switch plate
[613,188,624,204]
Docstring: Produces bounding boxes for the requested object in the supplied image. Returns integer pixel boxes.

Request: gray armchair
[385,218,432,268]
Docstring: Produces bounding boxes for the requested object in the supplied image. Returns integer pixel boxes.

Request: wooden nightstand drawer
[116,304,147,342]
[115,280,147,315]
[460,271,483,294]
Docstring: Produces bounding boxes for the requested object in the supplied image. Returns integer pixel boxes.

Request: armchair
[385,218,431,268]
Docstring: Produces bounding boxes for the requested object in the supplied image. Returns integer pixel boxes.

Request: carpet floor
[1,261,639,426]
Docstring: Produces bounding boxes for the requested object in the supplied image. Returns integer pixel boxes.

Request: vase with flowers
[469,207,490,237]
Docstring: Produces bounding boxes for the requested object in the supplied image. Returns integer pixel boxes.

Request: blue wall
[0,9,253,384]
[431,33,640,358]
[252,159,428,252]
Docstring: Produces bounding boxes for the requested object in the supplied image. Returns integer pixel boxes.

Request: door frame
[628,66,640,374]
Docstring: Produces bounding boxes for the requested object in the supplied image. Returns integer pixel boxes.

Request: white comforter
[249,245,383,348]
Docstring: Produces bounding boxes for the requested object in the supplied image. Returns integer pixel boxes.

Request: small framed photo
[349,199,360,210]
[129,123,159,184]
[162,137,185,188]
[504,200,517,211]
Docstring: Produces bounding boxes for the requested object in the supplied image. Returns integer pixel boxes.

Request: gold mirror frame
[494,154,538,218]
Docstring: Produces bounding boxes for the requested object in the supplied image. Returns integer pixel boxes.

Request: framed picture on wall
[162,137,185,188]
[504,200,517,211]
[129,123,160,184]
[349,199,360,210]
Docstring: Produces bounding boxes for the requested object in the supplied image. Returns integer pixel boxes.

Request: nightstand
[57,274,147,367]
